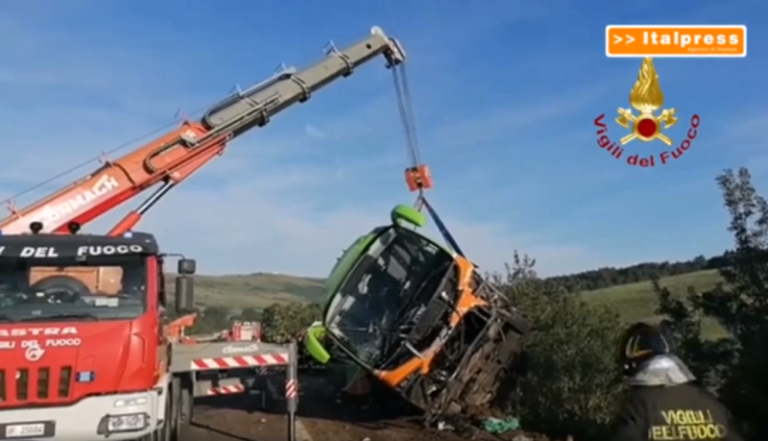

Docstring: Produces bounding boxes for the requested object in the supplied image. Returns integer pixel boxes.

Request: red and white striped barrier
[190,353,289,370]
[285,379,298,399]
[207,385,245,395]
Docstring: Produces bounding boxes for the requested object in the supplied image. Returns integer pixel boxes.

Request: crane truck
[0,26,406,441]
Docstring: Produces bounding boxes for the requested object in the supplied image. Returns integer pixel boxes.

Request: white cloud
[304,124,326,139]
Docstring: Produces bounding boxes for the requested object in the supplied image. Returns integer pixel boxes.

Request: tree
[655,167,768,440]
[544,253,728,292]
[185,305,232,333]
[261,302,322,343]
[238,307,261,321]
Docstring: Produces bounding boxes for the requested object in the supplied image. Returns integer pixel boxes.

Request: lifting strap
[391,64,463,256]
[417,196,464,256]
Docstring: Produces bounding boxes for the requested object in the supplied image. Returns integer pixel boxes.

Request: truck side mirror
[178,258,196,275]
[174,275,194,312]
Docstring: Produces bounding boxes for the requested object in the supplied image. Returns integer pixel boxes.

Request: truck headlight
[106,413,147,432]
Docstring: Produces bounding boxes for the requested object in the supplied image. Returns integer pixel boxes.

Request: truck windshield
[0,255,147,322]
[324,228,449,367]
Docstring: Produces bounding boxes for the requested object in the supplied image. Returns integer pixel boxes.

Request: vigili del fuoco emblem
[593,57,701,168]
[616,57,678,145]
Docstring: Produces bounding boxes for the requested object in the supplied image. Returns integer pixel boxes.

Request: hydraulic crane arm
[0,26,406,236]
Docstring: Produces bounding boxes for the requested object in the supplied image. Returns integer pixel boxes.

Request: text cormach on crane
[0,27,405,441]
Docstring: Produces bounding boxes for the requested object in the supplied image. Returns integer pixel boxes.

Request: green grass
[580,270,727,338]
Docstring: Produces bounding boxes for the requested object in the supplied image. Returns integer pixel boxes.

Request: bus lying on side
[304,205,530,420]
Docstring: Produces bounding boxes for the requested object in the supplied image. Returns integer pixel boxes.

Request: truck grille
[0,366,73,403]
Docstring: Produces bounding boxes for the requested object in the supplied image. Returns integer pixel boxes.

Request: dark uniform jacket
[611,383,743,441]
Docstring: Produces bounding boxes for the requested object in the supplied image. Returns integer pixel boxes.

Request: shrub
[496,253,625,440]
[261,302,322,343]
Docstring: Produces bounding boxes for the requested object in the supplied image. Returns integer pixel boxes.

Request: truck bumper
[0,391,159,441]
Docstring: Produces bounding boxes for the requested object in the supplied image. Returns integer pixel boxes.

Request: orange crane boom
[0,26,406,236]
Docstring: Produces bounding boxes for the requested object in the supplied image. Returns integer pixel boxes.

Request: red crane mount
[0,26,406,441]
[0,25,406,238]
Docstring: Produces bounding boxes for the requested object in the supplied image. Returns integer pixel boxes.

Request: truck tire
[136,381,174,441]
[171,376,192,441]
[158,382,173,441]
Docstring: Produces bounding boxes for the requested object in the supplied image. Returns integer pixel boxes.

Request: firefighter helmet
[619,321,675,375]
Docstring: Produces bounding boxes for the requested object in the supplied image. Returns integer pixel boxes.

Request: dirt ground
[186,373,553,441]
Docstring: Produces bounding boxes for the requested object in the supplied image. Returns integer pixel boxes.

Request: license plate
[5,424,45,437]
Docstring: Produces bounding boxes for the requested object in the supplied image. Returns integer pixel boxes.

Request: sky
[0,1,766,277]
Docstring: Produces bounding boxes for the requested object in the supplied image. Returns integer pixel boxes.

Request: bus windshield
[324,228,450,367]
[0,255,147,322]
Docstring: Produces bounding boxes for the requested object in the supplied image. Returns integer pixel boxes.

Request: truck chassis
[0,332,296,441]
[163,338,296,440]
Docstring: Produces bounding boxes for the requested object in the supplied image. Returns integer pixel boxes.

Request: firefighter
[611,321,743,441]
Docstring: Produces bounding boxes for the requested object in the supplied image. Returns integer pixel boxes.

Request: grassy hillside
[186,269,727,337]
[179,272,324,310]
[580,269,726,338]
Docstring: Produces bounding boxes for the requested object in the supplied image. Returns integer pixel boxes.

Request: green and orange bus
[304,205,529,418]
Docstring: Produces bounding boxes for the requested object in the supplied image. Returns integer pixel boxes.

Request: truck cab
[0,222,195,441]
[304,206,529,419]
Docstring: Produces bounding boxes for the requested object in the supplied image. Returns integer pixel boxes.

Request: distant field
[183,269,728,338]
[170,273,324,311]
[580,270,727,338]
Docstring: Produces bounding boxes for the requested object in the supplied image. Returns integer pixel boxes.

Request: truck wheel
[159,381,173,441]
[142,380,174,441]
[171,376,181,441]
[171,376,192,441]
